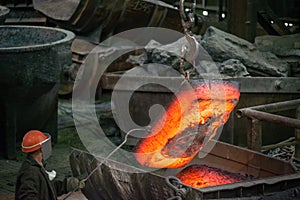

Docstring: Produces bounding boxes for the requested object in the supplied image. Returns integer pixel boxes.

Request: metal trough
[0,25,75,159]
[70,141,298,200]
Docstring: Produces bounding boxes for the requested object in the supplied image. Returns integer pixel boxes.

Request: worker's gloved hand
[67,177,79,192]
[78,179,85,189]
[66,177,86,192]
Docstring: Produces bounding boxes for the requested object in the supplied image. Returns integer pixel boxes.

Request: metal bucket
[0,25,75,159]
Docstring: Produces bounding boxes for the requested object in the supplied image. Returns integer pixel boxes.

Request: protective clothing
[15,156,83,200]
[15,156,67,200]
[66,177,80,192]
[22,130,52,160]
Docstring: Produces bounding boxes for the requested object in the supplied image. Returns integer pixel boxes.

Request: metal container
[70,141,297,200]
[0,25,75,159]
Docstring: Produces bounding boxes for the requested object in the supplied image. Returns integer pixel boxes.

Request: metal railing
[236,99,300,159]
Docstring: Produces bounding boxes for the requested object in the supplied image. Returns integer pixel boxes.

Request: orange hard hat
[22,130,48,153]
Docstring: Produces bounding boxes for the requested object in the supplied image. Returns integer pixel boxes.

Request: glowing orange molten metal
[134,80,240,168]
[176,165,246,188]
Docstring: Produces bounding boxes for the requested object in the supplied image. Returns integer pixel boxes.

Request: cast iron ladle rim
[0,25,75,52]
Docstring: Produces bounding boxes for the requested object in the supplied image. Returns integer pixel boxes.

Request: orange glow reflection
[176,165,246,188]
[134,80,240,168]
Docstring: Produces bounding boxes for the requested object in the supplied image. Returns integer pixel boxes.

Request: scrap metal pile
[263,141,300,170]
[266,146,295,161]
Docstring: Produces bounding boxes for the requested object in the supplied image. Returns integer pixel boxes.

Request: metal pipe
[246,118,262,151]
[237,109,300,129]
[238,99,300,113]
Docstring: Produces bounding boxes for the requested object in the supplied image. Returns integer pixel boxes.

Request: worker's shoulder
[18,158,42,176]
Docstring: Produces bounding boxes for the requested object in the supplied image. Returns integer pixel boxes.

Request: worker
[15,130,84,200]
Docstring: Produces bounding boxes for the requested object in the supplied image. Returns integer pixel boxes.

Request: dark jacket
[15,156,68,200]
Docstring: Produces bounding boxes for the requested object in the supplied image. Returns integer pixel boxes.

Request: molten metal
[176,164,247,188]
[134,80,240,168]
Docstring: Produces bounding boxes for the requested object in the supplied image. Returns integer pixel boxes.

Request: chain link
[179,0,199,79]
[166,176,190,199]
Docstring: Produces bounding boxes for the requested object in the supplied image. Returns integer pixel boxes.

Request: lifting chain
[166,176,191,200]
[179,0,199,79]
[179,0,197,34]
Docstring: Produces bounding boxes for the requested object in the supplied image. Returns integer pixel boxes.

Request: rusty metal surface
[70,148,177,200]
[194,140,296,178]
[237,99,300,151]
[71,38,96,56]
[33,0,80,21]
[238,99,300,112]
[246,118,262,151]
[71,38,96,65]
[70,140,297,199]
[232,94,300,147]
[101,73,300,94]
[237,108,300,129]
[228,77,300,93]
